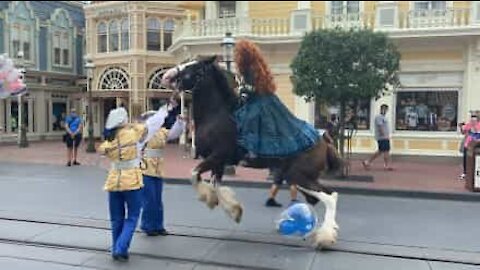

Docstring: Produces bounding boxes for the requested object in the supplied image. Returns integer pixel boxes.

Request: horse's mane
[208,63,238,111]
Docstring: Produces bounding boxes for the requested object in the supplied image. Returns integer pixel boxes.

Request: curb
[163,178,480,202]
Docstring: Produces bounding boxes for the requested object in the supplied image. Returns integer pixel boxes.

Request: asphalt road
[0,162,479,270]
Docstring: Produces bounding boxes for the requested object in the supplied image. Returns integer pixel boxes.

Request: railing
[173,8,472,42]
[173,17,291,41]
[312,13,375,30]
[400,8,470,29]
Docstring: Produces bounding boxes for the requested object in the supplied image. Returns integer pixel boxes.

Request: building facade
[171,1,479,157]
[84,1,203,137]
[84,1,480,157]
[0,1,85,143]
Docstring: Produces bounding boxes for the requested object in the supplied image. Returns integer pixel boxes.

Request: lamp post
[17,51,28,148]
[84,57,96,153]
[221,32,236,176]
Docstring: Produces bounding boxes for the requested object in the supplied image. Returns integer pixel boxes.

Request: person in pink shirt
[460,112,480,180]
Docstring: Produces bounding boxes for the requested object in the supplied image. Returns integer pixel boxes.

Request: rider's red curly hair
[234,39,276,94]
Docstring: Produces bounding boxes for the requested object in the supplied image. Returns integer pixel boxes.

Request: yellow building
[86,1,480,156]
[83,1,203,137]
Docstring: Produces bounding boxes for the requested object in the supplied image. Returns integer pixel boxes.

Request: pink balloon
[6,69,19,83]
[7,80,23,92]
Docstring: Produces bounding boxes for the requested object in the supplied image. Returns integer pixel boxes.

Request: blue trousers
[108,189,142,256]
[141,175,165,233]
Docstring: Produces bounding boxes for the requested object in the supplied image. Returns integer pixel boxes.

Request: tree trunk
[338,101,346,177]
[338,101,346,158]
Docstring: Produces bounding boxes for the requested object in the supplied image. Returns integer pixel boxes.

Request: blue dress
[234,90,320,158]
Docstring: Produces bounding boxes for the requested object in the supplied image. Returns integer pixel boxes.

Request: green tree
[291,28,401,164]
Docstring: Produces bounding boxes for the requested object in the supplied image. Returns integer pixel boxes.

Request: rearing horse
[162,56,342,249]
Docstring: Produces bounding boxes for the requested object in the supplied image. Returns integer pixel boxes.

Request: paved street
[0,162,479,269]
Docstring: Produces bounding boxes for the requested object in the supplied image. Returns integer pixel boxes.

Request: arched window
[109,20,119,52]
[97,22,107,53]
[99,67,130,90]
[51,9,72,66]
[147,18,161,51]
[147,67,171,89]
[163,19,175,51]
[121,18,129,51]
[9,1,35,60]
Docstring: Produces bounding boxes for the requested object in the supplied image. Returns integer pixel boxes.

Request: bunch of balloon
[276,202,318,238]
[0,54,27,99]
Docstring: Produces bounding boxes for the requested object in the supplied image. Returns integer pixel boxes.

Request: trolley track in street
[0,216,479,267]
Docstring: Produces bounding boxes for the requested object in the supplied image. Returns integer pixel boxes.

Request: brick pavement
[0,141,468,194]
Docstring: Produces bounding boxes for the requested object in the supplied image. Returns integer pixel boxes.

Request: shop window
[395,91,458,131]
[315,99,371,130]
[52,102,67,131]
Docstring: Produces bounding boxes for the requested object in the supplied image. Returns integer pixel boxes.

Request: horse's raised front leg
[213,167,243,223]
[191,156,219,209]
[297,185,339,250]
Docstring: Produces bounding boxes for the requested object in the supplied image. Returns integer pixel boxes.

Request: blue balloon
[278,219,298,235]
[276,203,318,237]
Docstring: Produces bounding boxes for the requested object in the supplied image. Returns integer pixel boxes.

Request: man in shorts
[363,104,394,171]
[65,108,83,167]
[265,166,298,207]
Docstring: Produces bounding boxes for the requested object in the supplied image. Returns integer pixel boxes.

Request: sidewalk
[0,141,471,196]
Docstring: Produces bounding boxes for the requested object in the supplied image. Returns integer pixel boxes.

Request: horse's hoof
[231,204,243,223]
[205,188,219,209]
[196,181,209,202]
[312,224,338,250]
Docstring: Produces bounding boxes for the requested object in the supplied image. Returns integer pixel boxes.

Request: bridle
[175,62,210,93]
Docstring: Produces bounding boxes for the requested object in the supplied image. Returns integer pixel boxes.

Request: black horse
[162,56,342,249]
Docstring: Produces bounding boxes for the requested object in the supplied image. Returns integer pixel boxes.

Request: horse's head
[161,55,218,92]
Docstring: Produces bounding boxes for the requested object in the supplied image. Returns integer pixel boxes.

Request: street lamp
[221,32,235,71]
[84,57,96,153]
[17,51,28,148]
[221,32,236,176]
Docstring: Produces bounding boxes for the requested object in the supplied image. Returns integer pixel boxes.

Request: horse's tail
[326,144,343,173]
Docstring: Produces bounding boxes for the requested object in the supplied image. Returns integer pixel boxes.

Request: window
[53,33,61,65]
[99,67,130,90]
[329,1,361,25]
[10,101,28,133]
[412,1,447,18]
[121,18,129,51]
[52,102,67,131]
[395,91,458,131]
[11,24,31,60]
[51,9,72,66]
[97,22,107,53]
[315,99,371,131]
[218,1,236,18]
[62,33,69,65]
[53,31,69,66]
[147,18,161,51]
[163,19,174,51]
[414,1,446,11]
[109,20,119,52]
[148,67,170,89]
[10,101,18,133]
[331,1,360,15]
